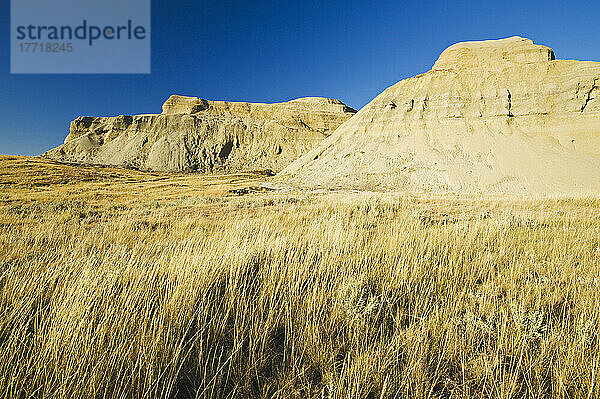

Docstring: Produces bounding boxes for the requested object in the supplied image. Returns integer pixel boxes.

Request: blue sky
[1,0,599,155]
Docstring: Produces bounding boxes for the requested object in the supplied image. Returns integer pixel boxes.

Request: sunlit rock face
[281,36,600,194]
[45,95,356,173]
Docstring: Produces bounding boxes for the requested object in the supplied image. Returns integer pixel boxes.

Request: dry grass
[1,155,600,398]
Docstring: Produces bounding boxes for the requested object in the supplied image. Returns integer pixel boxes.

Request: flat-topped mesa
[432,36,555,70]
[280,37,600,195]
[161,95,356,116]
[45,95,356,173]
[157,94,356,140]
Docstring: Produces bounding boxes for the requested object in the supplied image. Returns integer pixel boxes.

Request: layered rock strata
[45,95,356,173]
[281,36,600,194]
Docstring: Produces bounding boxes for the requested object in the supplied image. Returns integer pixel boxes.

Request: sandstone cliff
[280,36,600,194]
[44,96,356,173]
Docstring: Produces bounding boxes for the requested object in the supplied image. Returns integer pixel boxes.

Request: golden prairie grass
[1,156,600,398]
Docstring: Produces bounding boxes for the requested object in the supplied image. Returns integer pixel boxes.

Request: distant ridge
[44,96,356,173]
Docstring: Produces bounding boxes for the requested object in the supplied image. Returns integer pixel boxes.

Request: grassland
[1,155,600,398]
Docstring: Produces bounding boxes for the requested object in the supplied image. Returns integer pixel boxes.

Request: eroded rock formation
[44,96,356,173]
[280,36,600,194]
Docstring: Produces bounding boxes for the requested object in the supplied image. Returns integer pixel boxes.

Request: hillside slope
[281,37,600,194]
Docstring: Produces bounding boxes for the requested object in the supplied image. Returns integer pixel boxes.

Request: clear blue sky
[1,0,599,155]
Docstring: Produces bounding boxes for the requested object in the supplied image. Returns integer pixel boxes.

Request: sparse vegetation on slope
[1,156,599,398]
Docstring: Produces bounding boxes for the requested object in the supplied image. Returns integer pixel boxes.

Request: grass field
[1,155,600,398]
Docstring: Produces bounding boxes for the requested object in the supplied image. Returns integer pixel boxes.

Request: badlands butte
[44,96,356,173]
[46,36,600,195]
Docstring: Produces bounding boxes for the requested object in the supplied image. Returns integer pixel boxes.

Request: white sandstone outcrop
[280,36,600,194]
[45,96,356,173]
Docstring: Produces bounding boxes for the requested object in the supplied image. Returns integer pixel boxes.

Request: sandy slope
[280,37,600,195]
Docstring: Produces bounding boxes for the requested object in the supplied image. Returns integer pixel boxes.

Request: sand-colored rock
[45,96,356,173]
[281,36,600,194]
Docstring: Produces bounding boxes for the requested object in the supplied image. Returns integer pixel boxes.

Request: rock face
[281,36,600,194]
[44,96,356,173]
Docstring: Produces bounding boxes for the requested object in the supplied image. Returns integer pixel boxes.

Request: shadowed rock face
[44,96,356,173]
[280,36,600,195]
